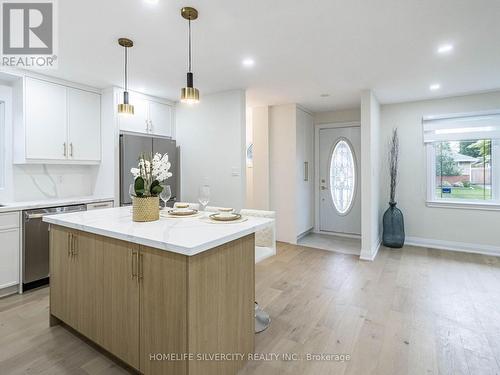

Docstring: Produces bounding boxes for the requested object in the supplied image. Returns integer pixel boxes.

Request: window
[424,112,500,208]
[329,139,356,214]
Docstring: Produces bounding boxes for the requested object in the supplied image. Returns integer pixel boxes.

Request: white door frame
[314,121,361,235]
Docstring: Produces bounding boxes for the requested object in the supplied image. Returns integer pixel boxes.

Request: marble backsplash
[1,164,98,202]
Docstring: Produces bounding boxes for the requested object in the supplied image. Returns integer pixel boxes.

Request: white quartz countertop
[43,207,274,256]
[0,196,114,213]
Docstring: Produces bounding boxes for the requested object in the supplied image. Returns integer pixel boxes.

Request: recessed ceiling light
[144,0,159,4]
[430,83,441,91]
[242,58,255,68]
[437,44,453,54]
[320,94,330,97]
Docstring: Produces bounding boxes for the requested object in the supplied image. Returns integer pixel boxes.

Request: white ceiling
[44,0,500,112]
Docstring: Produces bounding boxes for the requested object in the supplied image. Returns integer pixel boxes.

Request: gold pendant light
[117,38,134,115]
[180,7,200,104]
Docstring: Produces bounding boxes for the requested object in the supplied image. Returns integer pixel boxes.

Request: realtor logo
[1,0,58,68]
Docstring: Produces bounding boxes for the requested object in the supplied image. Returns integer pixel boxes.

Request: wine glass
[160,185,172,210]
[198,185,210,211]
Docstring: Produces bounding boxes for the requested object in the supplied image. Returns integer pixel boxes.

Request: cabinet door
[25,77,68,160]
[94,236,140,369]
[0,228,19,289]
[71,230,98,340]
[148,101,172,137]
[139,246,187,375]
[49,226,72,322]
[68,88,101,161]
[117,91,149,134]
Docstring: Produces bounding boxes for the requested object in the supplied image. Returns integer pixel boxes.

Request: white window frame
[426,139,500,211]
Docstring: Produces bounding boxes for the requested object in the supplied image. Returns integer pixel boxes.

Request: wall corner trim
[359,239,381,261]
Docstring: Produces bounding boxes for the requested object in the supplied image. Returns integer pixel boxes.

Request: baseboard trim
[297,227,314,241]
[313,230,361,240]
[405,236,500,257]
[359,239,381,261]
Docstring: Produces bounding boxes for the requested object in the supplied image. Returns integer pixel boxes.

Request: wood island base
[49,225,255,375]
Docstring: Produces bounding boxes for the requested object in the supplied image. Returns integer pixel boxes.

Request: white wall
[360,90,381,260]
[314,108,361,125]
[380,90,500,252]
[269,104,297,243]
[176,90,246,209]
[245,107,254,208]
[251,106,270,210]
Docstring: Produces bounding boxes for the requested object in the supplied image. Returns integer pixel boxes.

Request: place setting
[202,207,248,224]
[161,203,202,218]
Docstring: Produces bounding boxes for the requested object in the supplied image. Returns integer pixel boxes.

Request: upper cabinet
[25,78,68,160]
[68,88,101,162]
[14,76,101,164]
[116,90,174,138]
[148,101,172,137]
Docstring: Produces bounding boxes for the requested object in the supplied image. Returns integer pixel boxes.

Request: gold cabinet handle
[138,253,144,281]
[131,250,138,279]
[72,234,77,255]
[67,233,72,256]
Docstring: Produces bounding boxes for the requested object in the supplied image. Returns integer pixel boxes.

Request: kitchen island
[44,207,273,375]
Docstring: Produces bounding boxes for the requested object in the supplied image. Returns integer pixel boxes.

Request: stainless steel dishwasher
[23,204,87,290]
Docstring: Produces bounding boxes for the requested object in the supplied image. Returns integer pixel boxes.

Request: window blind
[423,112,500,142]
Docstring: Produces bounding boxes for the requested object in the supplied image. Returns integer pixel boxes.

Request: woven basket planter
[132,196,160,222]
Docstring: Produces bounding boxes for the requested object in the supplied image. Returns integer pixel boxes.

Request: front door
[319,126,361,235]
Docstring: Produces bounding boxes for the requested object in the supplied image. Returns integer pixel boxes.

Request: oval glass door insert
[329,139,356,214]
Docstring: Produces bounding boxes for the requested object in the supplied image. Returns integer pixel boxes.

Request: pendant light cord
[188,19,192,73]
[124,46,128,91]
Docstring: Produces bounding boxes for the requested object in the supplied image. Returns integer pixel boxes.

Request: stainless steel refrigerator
[119,133,179,206]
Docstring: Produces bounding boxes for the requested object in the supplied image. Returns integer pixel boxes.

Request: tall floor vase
[382,202,405,248]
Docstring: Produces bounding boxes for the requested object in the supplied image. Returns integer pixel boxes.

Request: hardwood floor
[1,243,500,374]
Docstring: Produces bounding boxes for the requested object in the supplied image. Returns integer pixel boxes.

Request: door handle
[63,142,67,157]
[304,162,309,181]
[145,120,149,132]
[70,143,74,157]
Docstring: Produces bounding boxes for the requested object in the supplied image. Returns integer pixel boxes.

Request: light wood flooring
[1,243,500,375]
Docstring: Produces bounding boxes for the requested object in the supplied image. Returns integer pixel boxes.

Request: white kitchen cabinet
[268,104,314,243]
[117,92,149,134]
[148,101,172,137]
[117,90,174,138]
[68,88,101,161]
[0,212,20,292]
[14,76,102,164]
[25,77,68,160]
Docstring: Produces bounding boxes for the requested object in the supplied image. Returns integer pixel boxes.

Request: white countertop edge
[0,196,115,213]
[43,216,271,256]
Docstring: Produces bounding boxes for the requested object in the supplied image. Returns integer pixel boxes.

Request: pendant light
[117,38,134,115]
[180,7,200,104]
